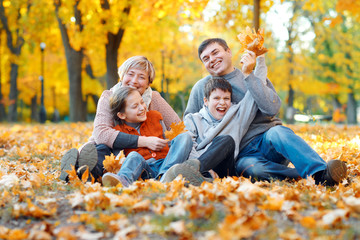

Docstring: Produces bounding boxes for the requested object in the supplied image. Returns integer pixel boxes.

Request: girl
[101,87,206,186]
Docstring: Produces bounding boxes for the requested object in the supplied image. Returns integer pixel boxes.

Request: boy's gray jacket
[184,91,257,159]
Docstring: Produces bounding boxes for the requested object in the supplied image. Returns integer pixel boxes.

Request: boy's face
[199,42,234,76]
[117,91,147,123]
[204,88,231,120]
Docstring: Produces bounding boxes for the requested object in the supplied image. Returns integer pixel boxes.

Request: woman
[60,56,181,182]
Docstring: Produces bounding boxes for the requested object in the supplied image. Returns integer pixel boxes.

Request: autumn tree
[54,0,86,122]
[0,0,31,122]
[304,0,360,124]
[0,27,5,121]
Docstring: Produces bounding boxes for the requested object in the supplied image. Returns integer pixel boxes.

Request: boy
[184,77,266,178]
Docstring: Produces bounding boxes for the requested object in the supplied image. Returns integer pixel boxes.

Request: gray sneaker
[161,159,212,186]
[102,172,130,187]
[59,148,79,181]
[78,142,98,173]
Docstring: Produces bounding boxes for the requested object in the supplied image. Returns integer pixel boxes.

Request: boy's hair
[110,87,138,125]
[204,77,232,100]
[198,38,229,60]
[118,56,155,84]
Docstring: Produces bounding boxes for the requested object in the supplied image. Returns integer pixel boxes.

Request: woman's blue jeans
[117,132,192,184]
[235,125,327,181]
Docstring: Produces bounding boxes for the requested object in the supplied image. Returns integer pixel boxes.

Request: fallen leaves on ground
[0,123,359,239]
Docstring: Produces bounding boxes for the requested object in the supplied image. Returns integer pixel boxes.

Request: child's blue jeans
[117,132,192,184]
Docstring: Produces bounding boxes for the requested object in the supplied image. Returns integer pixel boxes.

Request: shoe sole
[59,148,78,181]
[173,164,209,186]
[78,143,98,171]
[328,160,347,183]
[102,173,129,187]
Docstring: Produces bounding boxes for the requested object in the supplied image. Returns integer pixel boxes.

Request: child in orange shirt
[102,87,207,187]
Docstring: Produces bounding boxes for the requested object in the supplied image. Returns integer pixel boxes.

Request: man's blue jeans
[235,125,327,181]
[117,132,192,184]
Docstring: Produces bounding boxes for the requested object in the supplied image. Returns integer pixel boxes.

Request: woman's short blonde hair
[118,56,155,84]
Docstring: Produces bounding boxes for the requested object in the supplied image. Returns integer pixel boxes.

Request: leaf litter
[0,123,359,239]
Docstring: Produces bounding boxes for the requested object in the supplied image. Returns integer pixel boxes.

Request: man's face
[204,88,232,120]
[200,42,234,76]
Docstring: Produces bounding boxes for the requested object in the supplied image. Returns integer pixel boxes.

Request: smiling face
[122,68,150,95]
[117,90,147,123]
[204,88,232,120]
[200,42,234,76]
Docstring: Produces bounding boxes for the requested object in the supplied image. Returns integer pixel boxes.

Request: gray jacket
[184,57,282,152]
[184,91,257,159]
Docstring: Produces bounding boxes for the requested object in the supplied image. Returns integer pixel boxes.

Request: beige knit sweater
[89,89,180,148]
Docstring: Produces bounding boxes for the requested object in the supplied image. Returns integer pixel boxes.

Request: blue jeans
[235,125,327,181]
[117,132,192,183]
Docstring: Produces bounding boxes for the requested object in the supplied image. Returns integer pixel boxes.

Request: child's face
[117,91,147,123]
[204,88,231,120]
[122,68,150,95]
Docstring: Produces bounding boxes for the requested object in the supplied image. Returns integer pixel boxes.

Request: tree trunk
[102,2,130,89]
[0,0,26,122]
[31,95,38,122]
[253,0,260,31]
[54,0,86,122]
[346,90,357,124]
[66,47,86,122]
[7,63,18,122]
[0,28,5,121]
[105,31,124,89]
[286,84,295,124]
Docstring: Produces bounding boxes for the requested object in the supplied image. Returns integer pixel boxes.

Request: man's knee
[266,125,294,141]
[236,158,266,179]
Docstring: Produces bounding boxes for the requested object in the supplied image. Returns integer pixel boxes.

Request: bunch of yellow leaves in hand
[165,121,187,141]
[237,27,268,56]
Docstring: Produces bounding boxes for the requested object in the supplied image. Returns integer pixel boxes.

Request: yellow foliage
[103,152,124,174]
[164,121,187,140]
[237,27,268,56]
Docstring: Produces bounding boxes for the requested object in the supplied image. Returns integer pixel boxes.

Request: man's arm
[241,51,281,117]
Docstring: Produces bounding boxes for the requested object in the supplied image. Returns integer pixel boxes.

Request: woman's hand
[138,136,169,151]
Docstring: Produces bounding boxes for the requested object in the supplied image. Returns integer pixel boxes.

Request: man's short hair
[198,38,230,60]
[204,77,232,100]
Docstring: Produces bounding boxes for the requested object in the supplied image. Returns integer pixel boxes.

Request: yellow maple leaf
[103,152,123,174]
[237,26,268,56]
[164,121,187,141]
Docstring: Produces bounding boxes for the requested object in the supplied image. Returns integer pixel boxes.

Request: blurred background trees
[0,0,359,124]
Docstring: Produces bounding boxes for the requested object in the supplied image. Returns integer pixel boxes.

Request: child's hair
[118,56,155,84]
[110,87,138,125]
[198,38,229,59]
[204,77,232,100]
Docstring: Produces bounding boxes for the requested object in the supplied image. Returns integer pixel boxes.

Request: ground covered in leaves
[0,123,360,240]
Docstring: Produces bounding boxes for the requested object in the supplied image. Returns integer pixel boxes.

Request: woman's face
[122,68,150,95]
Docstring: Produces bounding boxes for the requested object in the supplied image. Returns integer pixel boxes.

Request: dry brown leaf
[237,27,268,56]
[164,121,187,141]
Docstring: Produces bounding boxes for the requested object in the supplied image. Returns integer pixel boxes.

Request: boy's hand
[138,136,169,151]
[240,50,256,76]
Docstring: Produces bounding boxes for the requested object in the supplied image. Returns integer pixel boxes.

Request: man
[184,38,347,186]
